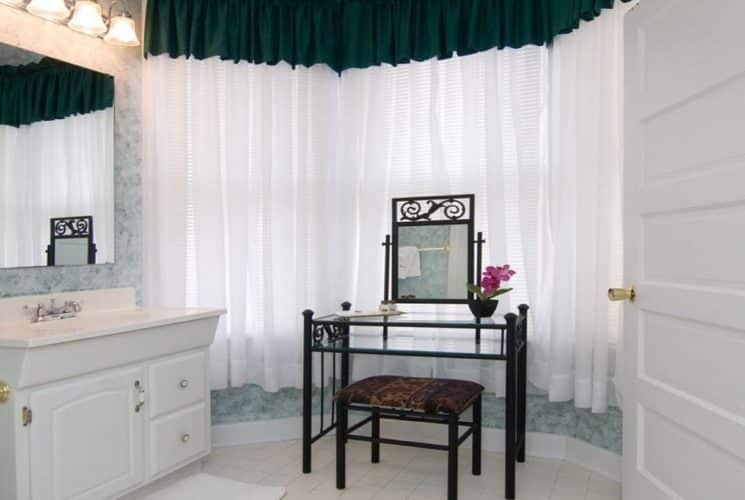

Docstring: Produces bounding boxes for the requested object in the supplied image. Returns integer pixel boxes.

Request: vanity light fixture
[25,0,70,21]
[68,0,107,36]
[3,0,140,47]
[103,9,139,46]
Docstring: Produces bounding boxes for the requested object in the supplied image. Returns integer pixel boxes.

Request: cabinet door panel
[29,366,145,500]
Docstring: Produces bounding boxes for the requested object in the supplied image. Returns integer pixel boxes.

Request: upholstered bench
[334,375,484,500]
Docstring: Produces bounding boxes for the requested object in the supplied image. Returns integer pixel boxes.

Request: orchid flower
[467,264,516,300]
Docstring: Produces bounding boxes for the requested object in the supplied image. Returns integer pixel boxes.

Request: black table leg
[302,309,314,473]
[517,304,529,463]
[340,302,351,388]
[504,313,517,499]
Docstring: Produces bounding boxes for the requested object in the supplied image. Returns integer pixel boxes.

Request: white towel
[398,246,422,278]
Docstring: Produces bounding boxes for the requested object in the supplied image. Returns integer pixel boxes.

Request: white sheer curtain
[143,46,546,393]
[0,109,115,268]
[143,5,625,411]
[530,4,628,412]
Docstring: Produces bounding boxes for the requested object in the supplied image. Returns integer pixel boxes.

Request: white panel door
[29,366,145,500]
[623,1,745,499]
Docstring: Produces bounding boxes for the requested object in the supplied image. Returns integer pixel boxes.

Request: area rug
[144,473,285,500]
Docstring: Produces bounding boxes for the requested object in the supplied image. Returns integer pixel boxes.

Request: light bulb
[68,0,107,36]
[104,14,140,47]
[26,0,70,21]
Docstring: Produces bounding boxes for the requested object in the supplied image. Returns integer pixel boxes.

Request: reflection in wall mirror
[392,195,475,303]
[46,216,97,266]
[0,43,115,268]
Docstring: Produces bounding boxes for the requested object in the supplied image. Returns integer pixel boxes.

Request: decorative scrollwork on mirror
[53,217,91,237]
[397,196,470,222]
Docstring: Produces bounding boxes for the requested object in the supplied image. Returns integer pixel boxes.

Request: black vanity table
[301,308,529,499]
[301,194,529,499]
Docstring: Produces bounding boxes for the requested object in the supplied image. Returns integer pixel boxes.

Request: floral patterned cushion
[334,375,484,414]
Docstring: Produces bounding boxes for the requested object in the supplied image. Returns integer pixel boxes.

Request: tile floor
[201,438,621,500]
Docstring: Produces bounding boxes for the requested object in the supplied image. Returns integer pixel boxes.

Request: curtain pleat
[0,58,114,127]
[145,0,626,73]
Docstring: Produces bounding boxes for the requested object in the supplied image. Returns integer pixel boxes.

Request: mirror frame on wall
[391,194,475,304]
[0,41,116,269]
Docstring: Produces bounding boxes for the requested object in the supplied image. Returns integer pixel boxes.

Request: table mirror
[0,43,114,269]
[391,195,475,303]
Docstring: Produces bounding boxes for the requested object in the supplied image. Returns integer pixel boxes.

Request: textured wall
[212,386,623,454]
[0,5,142,299]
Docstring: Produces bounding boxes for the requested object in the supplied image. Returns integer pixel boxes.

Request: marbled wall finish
[212,386,623,454]
[0,5,142,299]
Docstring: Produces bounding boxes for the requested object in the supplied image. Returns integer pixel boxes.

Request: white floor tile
[195,437,620,500]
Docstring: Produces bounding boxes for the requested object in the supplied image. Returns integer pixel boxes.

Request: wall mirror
[0,43,115,269]
[391,195,474,303]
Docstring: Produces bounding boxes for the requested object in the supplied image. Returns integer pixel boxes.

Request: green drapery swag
[0,58,114,128]
[145,0,629,73]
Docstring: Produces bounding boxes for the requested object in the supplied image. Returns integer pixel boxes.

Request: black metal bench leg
[371,408,380,463]
[336,402,347,490]
[472,396,482,476]
[448,413,458,500]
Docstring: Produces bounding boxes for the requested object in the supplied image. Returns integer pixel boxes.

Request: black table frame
[301,303,529,499]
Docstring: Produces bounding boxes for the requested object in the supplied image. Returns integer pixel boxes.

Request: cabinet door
[29,366,145,500]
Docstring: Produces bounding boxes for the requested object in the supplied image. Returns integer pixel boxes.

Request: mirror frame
[391,194,475,304]
[46,216,97,266]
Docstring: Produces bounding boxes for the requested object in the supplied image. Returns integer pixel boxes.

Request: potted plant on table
[466,264,516,317]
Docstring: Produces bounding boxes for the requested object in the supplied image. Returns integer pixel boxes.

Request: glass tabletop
[313,312,506,330]
[313,331,508,359]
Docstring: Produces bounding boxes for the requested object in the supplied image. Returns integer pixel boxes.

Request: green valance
[0,58,114,128]
[145,0,628,73]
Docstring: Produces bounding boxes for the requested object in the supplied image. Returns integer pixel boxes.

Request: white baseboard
[212,416,621,482]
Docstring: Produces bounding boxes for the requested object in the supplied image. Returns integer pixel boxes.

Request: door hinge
[22,406,32,426]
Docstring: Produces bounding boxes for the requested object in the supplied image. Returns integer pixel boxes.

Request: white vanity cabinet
[0,289,224,500]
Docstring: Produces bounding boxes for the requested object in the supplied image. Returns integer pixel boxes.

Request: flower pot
[467,297,498,318]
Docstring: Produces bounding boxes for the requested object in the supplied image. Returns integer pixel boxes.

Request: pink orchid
[485,264,516,283]
[468,264,517,300]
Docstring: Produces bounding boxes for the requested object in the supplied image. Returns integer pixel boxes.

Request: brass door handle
[0,381,11,403]
[608,287,636,302]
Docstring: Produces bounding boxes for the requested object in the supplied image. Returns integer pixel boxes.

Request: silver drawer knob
[179,379,189,389]
[181,434,191,443]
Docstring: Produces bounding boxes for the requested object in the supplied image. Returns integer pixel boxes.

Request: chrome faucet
[24,299,82,323]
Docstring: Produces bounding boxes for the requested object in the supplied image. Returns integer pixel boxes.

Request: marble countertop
[0,307,225,349]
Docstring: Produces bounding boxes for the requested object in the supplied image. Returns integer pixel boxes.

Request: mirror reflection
[397,224,469,300]
[0,43,114,269]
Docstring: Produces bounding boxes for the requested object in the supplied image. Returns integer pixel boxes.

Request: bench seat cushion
[334,375,483,414]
